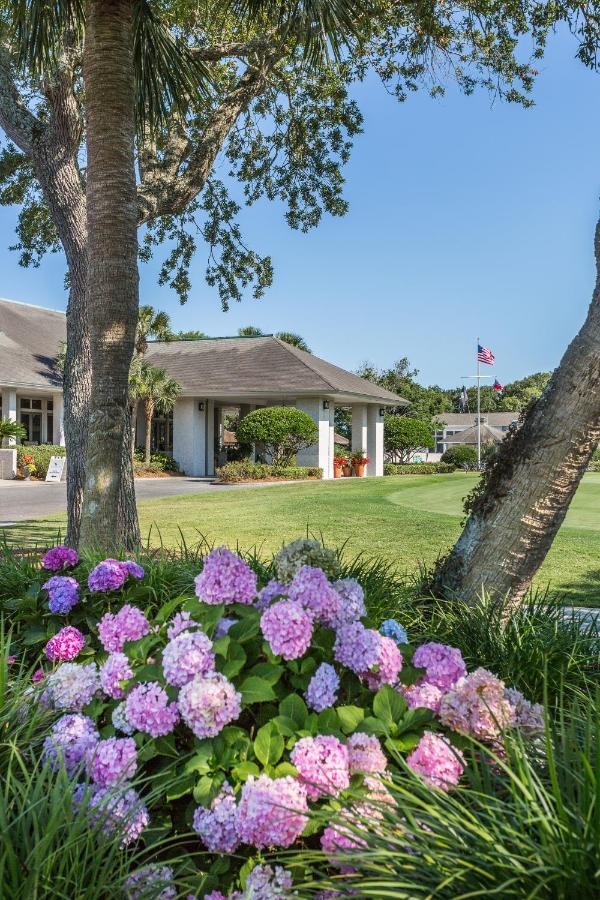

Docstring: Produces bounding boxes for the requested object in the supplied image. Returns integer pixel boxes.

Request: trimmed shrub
[384,462,456,476]
[236,406,318,466]
[384,415,434,462]
[441,445,478,466]
[16,444,65,479]
[133,449,180,473]
[217,460,322,482]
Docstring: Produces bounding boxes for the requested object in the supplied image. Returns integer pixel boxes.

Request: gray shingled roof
[145,336,405,403]
[0,299,405,405]
[444,423,505,444]
[0,298,64,389]
[434,412,518,427]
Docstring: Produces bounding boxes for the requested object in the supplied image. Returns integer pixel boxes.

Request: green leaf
[184,740,214,774]
[213,635,231,657]
[155,596,187,624]
[373,685,407,726]
[270,715,298,737]
[229,616,260,643]
[231,761,260,781]
[154,734,178,757]
[220,641,247,679]
[239,676,277,705]
[274,761,299,778]
[385,733,422,754]
[358,716,388,736]
[131,663,163,684]
[193,773,224,806]
[166,774,195,800]
[317,708,341,735]
[279,694,308,728]
[336,705,365,734]
[247,662,284,685]
[183,599,225,635]
[22,624,48,645]
[254,722,284,766]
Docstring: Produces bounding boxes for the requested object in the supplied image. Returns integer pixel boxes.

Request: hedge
[16,444,65,479]
[133,449,181,473]
[384,462,456,476]
[217,460,322,482]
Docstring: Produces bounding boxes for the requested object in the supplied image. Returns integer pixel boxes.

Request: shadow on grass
[1,521,64,550]
[548,569,600,608]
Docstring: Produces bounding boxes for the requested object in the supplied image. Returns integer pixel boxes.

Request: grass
[3,472,600,606]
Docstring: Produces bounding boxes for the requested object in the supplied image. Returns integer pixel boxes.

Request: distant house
[432,412,518,454]
[0,298,406,479]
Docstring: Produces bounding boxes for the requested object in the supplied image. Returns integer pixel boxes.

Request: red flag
[493,379,504,392]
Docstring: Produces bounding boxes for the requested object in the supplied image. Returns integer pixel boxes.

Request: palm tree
[0,419,27,445]
[130,361,181,464]
[238,325,265,337]
[276,331,312,353]
[136,305,172,355]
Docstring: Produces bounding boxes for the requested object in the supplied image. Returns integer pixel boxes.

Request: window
[151,410,173,453]
[19,397,43,443]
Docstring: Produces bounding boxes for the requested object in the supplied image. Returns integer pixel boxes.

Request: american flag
[477,344,495,365]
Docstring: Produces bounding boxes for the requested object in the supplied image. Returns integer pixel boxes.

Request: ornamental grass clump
[9,539,549,897]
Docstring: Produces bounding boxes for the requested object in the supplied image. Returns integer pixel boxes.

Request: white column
[1,389,17,445]
[351,404,368,459]
[367,405,384,477]
[206,400,215,477]
[52,393,65,446]
[173,398,207,477]
[296,398,333,478]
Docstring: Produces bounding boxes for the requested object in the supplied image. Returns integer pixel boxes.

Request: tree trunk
[144,398,154,464]
[79,0,140,551]
[433,220,600,606]
[118,406,141,549]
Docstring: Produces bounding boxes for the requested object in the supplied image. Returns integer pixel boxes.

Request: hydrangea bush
[19,540,544,897]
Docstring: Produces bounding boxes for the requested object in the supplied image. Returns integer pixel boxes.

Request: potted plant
[20,453,37,480]
[351,449,369,477]
[333,446,347,478]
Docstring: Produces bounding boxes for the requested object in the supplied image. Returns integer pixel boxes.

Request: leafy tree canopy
[384,415,434,462]
[236,405,317,465]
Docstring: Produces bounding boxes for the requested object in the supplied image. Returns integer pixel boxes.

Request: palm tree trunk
[144,398,154,464]
[434,219,600,607]
[79,0,140,551]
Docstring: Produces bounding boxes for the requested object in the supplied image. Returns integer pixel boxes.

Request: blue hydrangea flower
[380,618,408,645]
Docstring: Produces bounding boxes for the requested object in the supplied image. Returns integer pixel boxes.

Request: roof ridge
[271,337,335,392]
[0,297,65,315]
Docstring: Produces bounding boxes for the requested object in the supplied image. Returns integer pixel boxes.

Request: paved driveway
[0,477,291,524]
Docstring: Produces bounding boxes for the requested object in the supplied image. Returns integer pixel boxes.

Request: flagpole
[477,336,481,469]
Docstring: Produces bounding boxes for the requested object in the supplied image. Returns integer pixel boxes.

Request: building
[432,412,517,454]
[0,298,405,479]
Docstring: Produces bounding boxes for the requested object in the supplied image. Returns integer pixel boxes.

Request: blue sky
[1,30,598,388]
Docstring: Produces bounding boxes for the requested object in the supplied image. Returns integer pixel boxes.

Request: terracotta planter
[353,462,366,477]
[333,463,343,479]
[342,464,352,477]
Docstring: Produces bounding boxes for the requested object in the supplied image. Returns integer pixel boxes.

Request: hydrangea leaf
[254,722,285,766]
[336,705,365,734]
[238,675,277,705]
[373,685,408,726]
[279,693,308,728]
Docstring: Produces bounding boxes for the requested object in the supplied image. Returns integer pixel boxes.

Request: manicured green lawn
[4,472,600,605]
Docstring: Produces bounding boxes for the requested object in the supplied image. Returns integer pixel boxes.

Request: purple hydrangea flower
[243,865,293,898]
[42,545,79,571]
[75,784,149,846]
[380,618,408,645]
[88,558,144,593]
[87,737,137,787]
[162,630,215,687]
[412,642,467,691]
[42,662,101,711]
[332,578,366,626]
[125,865,176,900]
[305,663,339,712]
[363,635,403,691]
[193,781,239,852]
[504,687,545,738]
[45,626,86,662]
[43,575,80,614]
[99,653,133,700]
[166,611,199,640]
[256,579,288,611]
[122,560,144,580]
[125,682,179,737]
[287,565,341,625]
[333,622,380,674]
[260,599,314,660]
[178,672,241,739]
[98,605,150,653]
[42,713,99,776]
[347,733,387,775]
[290,735,350,800]
[214,616,237,639]
[194,547,257,606]
[236,774,308,849]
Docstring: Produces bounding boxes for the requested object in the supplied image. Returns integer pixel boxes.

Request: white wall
[1,389,17,445]
[367,405,384,476]
[296,398,334,478]
[52,392,65,446]
[173,398,210,477]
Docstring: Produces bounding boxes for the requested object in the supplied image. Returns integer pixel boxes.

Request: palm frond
[8,0,84,75]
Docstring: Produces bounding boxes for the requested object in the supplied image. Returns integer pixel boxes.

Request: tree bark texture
[144,398,154,464]
[434,220,600,606]
[79,0,140,550]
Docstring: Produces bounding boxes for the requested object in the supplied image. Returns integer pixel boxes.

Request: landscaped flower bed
[216,461,322,482]
[6,538,547,897]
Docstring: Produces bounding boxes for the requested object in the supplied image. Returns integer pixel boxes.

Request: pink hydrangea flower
[402,681,444,714]
[287,565,341,625]
[321,818,366,854]
[42,545,79,571]
[260,599,314,660]
[45,626,86,662]
[193,782,239,852]
[333,621,380,674]
[440,668,515,743]
[162,630,215,687]
[305,663,339,712]
[166,611,199,640]
[347,733,387,775]
[412,642,467,691]
[99,652,133,699]
[98,605,150,653]
[236,774,308,848]
[42,713,99,776]
[87,737,137,787]
[363,635,403,690]
[504,687,545,738]
[33,668,45,683]
[406,731,465,791]
[178,672,241,738]
[194,547,257,605]
[291,735,350,801]
[125,682,179,737]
